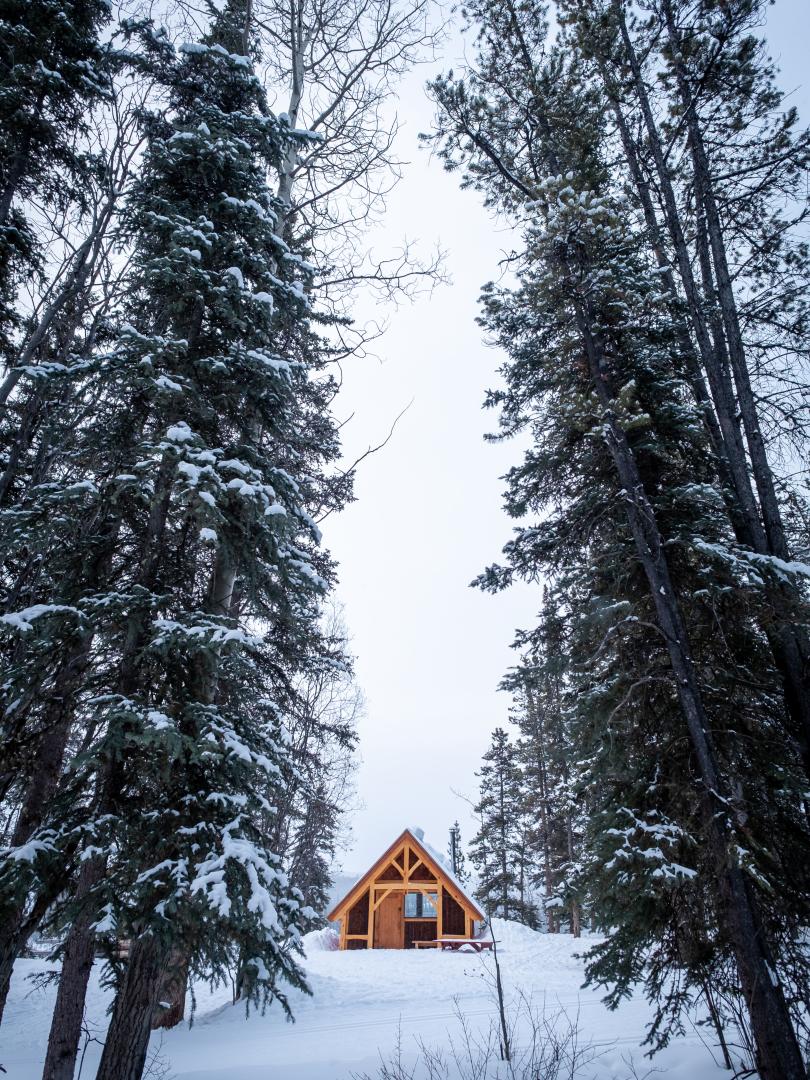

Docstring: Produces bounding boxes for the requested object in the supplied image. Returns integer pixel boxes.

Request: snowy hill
[2,920,733,1079]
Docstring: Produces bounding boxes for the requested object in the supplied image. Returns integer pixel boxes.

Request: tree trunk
[41,860,103,1080]
[0,634,91,1025]
[151,949,189,1030]
[603,0,767,554]
[0,886,53,1022]
[95,934,168,1080]
[661,0,784,561]
[498,772,509,920]
[570,898,581,939]
[0,141,31,227]
[589,37,754,543]
[565,811,580,938]
[275,6,308,240]
[0,944,15,1023]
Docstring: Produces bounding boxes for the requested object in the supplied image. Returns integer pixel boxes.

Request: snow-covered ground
[2,921,734,1079]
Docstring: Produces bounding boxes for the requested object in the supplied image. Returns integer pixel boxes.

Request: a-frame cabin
[327,827,485,950]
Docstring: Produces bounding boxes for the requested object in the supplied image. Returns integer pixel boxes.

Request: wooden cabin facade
[327,828,485,950]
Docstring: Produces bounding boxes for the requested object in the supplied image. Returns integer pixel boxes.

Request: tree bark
[94,934,168,1080]
[151,950,189,1030]
[41,859,102,1080]
[275,1,308,240]
[570,898,581,939]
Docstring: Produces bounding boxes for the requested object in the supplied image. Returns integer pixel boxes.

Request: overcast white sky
[322,2,810,874]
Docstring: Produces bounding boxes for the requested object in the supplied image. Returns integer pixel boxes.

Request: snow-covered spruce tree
[505,611,584,936]
[0,18,177,515]
[483,170,809,1058]
[0,26,179,1033]
[15,3,349,1076]
[470,728,536,925]
[427,2,810,1074]
[0,279,145,1027]
[559,0,810,786]
[0,0,111,369]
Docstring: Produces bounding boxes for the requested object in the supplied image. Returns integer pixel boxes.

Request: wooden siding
[347,890,369,935]
[379,862,403,881]
[404,920,437,949]
[442,890,466,936]
[410,863,437,882]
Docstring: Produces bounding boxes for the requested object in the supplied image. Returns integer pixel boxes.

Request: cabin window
[404,892,437,918]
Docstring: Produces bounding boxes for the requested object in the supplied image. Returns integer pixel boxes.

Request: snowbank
[302,925,339,953]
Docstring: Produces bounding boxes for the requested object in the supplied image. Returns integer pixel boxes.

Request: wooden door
[373,892,403,949]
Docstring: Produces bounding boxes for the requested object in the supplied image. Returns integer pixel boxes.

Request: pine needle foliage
[428,0,810,1062]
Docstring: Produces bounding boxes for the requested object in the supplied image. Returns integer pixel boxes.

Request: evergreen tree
[0,19,186,1039]
[0,0,110,358]
[1,0,352,1075]
[560,0,810,784]
[470,728,536,925]
[507,621,584,936]
[447,820,468,885]
[428,0,810,1072]
[102,12,334,1071]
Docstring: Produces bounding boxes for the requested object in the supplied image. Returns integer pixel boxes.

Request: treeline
[470,611,583,936]
[444,1,810,1077]
[0,0,434,1078]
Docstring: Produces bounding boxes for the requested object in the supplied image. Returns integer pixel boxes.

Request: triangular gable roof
[327,827,485,923]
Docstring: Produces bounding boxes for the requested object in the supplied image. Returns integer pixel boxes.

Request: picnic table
[414,938,494,953]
